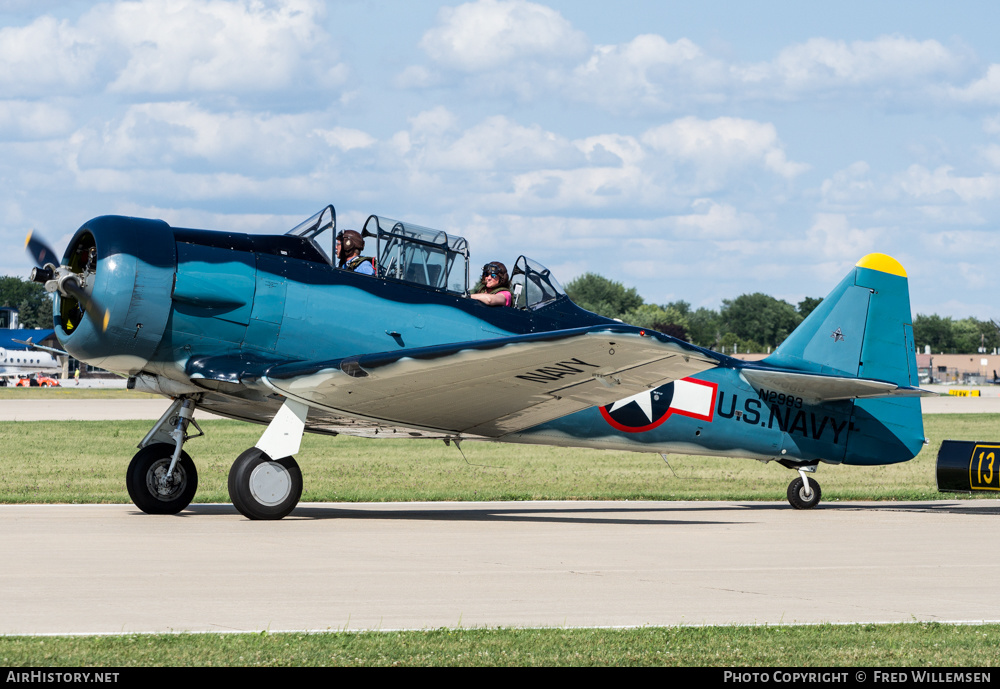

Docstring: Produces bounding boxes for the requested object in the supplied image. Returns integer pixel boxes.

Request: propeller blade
[24,230,109,333]
[24,230,59,268]
[61,277,110,333]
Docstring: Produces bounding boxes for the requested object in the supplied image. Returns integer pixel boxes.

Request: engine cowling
[55,216,175,376]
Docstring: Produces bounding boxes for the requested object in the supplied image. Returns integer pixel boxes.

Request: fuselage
[53,215,925,470]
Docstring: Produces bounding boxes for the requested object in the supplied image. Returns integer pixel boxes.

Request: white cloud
[567,35,726,112]
[418,115,585,171]
[111,201,302,235]
[64,102,379,194]
[420,0,588,71]
[368,112,811,215]
[103,0,344,94]
[407,25,978,113]
[0,0,346,99]
[673,199,760,239]
[804,213,879,261]
[393,64,441,89]
[0,15,103,97]
[946,64,1000,105]
[980,144,1000,169]
[743,35,962,92]
[820,161,876,205]
[0,100,75,140]
[896,164,1000,203]
[315,127,377,152]
[642,116,808,191]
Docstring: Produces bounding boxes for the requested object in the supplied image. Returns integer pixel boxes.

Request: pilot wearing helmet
[337,229,376,275]
[470,261,512,307]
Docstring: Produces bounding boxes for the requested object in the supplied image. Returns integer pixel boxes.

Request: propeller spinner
[25,229,110,333]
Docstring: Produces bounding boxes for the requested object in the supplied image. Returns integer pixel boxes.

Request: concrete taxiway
[2,395,998,634]
[2,500,999,634]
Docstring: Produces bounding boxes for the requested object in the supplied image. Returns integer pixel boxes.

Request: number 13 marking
[971,445,1000,490]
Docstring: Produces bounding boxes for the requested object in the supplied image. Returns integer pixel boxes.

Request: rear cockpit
[285,205,567,310]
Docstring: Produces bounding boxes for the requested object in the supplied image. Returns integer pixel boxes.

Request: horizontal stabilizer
[12,338,68,357]
[741,367,934,404]
[264,325,721,437]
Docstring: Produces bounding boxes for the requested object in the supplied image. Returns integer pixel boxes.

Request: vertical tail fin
[764,254,923,465]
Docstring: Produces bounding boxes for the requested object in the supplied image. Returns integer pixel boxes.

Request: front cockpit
[284,205,567,310]
[509,256,566,310]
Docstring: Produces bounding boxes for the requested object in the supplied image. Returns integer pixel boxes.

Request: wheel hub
[146,459,186,501]
[249,462,292,506]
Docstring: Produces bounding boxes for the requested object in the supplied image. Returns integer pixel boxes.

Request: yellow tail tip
[856,253,906,278]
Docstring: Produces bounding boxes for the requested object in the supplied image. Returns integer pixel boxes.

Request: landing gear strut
[126,397,203,515]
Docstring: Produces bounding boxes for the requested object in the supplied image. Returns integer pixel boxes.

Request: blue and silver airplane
[26,204,930,519]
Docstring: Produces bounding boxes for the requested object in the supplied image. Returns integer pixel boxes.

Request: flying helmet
[481,261,509,286]
[338,230,364,261]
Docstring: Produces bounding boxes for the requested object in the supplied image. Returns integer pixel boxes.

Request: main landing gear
[228,448,302,520]
[785,465,821,509]
[125,397,308,520]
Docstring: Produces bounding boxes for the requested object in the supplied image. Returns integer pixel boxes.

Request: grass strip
[0,388,158,400]
[0,415,996,503]
[1,623,997,666]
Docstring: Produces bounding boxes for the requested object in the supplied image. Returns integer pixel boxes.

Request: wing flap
[265,326,719,437]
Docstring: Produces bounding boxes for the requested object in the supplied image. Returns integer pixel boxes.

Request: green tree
[565,273,643,319]
[913,314,955,353]
[686,307,721,349]
[948,317,1000,353]
[797,296,823,319]
[719,293,802,350]
[719,332,764,355]
[0,276,54,329]
[619,303,690,334]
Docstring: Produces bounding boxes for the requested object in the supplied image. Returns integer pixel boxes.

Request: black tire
[787,476,821,509]
[228,448,302,520]
[126,443,198,515]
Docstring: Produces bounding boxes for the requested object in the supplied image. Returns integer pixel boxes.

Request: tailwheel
[126,443,198,515]
[228,448,302,520]
[787,476,822,509]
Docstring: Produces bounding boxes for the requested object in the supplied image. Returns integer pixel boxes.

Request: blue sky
[3,0,1000,320]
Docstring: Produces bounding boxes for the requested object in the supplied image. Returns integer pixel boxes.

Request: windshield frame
[509,255,567,310]
[284,205,336,265]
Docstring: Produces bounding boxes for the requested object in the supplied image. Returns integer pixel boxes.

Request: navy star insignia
[608,391,655,423]
[831,328,845,342]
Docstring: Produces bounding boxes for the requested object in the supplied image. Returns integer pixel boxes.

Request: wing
[264,325,721,437]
